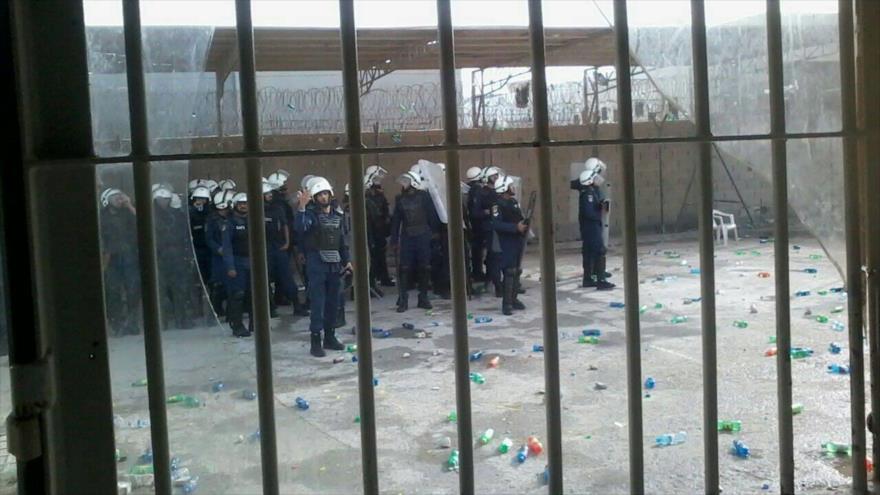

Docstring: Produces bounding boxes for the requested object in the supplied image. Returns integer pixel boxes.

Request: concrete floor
[0,231,867,494]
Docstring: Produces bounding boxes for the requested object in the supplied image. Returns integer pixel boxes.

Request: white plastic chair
[713,209,738,246]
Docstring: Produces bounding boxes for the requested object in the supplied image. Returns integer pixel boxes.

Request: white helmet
[232,192,247,205]
[218,179,236,191]
[262,177,277,194]
[344,183,350,195]
[308,177,334,198]
[398,171,421,189]
[213,190,235,209]
[267,172,287,189]
[465,166,482,182]
[274,169,290,179]
[188,179,205,192]
[300,174,316,189]
[152,187,173,200]
[484,166,503,181]
[579,157,608,185]
[494,175,514,194]
[203,179,218,192]
[364,165,388,186]
[170,194,183,209]
[190,186,212,200]
[100,188,122,207]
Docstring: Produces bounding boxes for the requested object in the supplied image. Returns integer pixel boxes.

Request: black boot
[396,268,409,313]
[378,253,395,286]
[228,292,251,337]
[310,333,326,357]
[210,283,226,317]
[512,269,526,310]
[417,268,433,310]
[582,257,597,288]
[292,296,310,316]
[323,328,345,350]
[595,255,616,291]
[501,269,515,316]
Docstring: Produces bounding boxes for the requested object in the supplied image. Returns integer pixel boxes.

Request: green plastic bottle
[346,344,357,353]
[822,442,852,456]
[639,305,648,314]
[792,403,804,415]
[815,315,829,324]
[131,378,148,387]
[578,336,599,344]
[769,335,777,344]
[182,396,201,408]
[809,254,823,260]
[733,320,748,329]
[354,415,360,423]
[654,303,663,309]
[129,464,154,475]
[447,411,457,423]
[447,449,460,471]
[469,372,485,384]
[498,438,513,453]
[671,316,688,324]
[717,420,742,432]
[479,428,494,445]
[167,394,186,403]
[790,348,813,359]
[831,306,844,314]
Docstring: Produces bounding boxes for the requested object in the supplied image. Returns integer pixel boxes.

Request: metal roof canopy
[207,26,617,84]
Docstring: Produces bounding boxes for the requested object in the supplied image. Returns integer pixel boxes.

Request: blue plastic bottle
[475,316,493,323]
[732,439,750,458]
[655,431,686,446]
[644,377,656,390]
[582,329,601,337]
[827,363,850,375]
[469,351,483,361]
[829,343,842,354]
[610,302,625,308]
[794,290,811,297]
[516,445,529,463]
[295,397,309,410]
[804,268,818,274]
[532,344,544,352]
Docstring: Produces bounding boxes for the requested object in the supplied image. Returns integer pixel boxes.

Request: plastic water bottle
[295,397,310,410]
[447,411,457,423]
[582,329,601,337]
[447,449,460,471]
[795,290,811,297]
[671,316,688,324]
[479,428,494,445]
[469,372,485,384]
[822,442,852,456]
[475,316,493,324]
[758,272,771,278]
[639,305,648,314]
[831,306,844,314]
[346,344,357,352]
[532,344,544,352]
[131,378,148,387]
[717,420,742,432]
[818,290,829,296]
[211,381,224,393]
[542,465,549,485]
[241,390,257,400]
[732,439,750,458]
[829,342,842,354]
[527,435,544,455]
[792,403,804,415]
[129,464,154,475]
[469,350,483,361]
[830,287,845,293]
[656,431,687,446]
[827,364,850,375]
[831,321,845,332]
[610,302,625,308]
[352,355,358,363]
[182,476,199,494]
[498,438,513,454]
[815,315,829,323]
[644,377,655,390]
[804,268,818,274]
[402,322,415,330]
[248,430,261,443]
[733,320,749,329]
[378,330,392,338]
[578,336,599,344]
[790,347,814,359]
[654,303,664,309]
[516,445,529,463]
[764,347,777,357]
[768,335,777,344]
[371,327,384,333]
[690,268,701,274]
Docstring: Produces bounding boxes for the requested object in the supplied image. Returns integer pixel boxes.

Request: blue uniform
[265,201,300,308]
[189,203,211,285]
[295,203,349,335]
[155,204,195,329]
[221,211,253,335]
[479,187,502,291]
[101,205,141,335]
[204,210,229,316]
[571,179,612,288]
[466,180,488,279]
[491,195,525,270]
[390,188,439,311]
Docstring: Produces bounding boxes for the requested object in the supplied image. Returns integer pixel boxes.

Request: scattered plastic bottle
[138,449,153,465]
[542,465,550,485]
[654,303,664,309]
[248,430,261,443]
[578,336,599,344]
[829,342,842,354]
[402,323,415,330]
[130,418,150,429]
[516,445,529,463]
[295,397,310,410]
[498,438,513,454]
[610,302,625,308]
[639,305,648,314]
[354,415,360,423]
[582,329,601,337]
[790,347,814,359]
[733,320,749,329]
[804,268,818,274]
[792,403,804,415]
[469,351,483,361]
[671,316,688,324]
[372,377,379,386]
[182,476,199,494]
[346,344,358,353]
[533,344,544,352]
[689,268,701,274]
[815,315,829,324]
[795,290,811,297]
[352,355,358,363]
[211,381,224,393]
[656,431,687,446]
[831,321,845,332]
[378,330,392,338]
[527,435,544,455]
[735,250,747,256]
[479,428,495,445]
[827,364,850,375]
[131,378,148,387]
[809,254,823,260]
[867,457,874,473]
[488,356,500,368]
[717,420,742,432]
[793,245,802,250]
[167,394,201,408]
[129,464,154,475]
[447,411,457,423]
[474,316,493,324]
[768,335,777,344]
[732,439,750,458]
[830,287,845,293]
[467,313,474,320]
[371,327,384,333]
[447,449,460,471]
[817,290,829,296]
[644,377,655,390]
[822,442,852,456]
[764,347,777,357]
[469,372,486,384]
[831,306,844,314]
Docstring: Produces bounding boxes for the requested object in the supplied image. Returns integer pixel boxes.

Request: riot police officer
[571,159,615,290]
[189,186,213,287]
[153,186,195,330]
[295,177,349,357]
[267,171,310,316]
[480,166,504,296]
[491,175,528,315]
[222,192,253,337]
[390,171,439,313]
[205,189,235,317]
[465,166,487,282]
[364,165,395,288]
[100,188,141,335]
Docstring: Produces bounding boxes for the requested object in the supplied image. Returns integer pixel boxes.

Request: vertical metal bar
[689,1,719,493]
[766,1,794,492]
[435,2,476,493]
[120,2,173,493]
[233,2,280,494]
[838,0,867,491]
[612,1,644,492]
[525,1,564,492]
[337,2,380,493]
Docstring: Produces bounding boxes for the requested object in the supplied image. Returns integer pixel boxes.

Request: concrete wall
[167,122,775,242]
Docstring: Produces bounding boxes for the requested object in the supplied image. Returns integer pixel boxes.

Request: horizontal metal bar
[25,130,854,168]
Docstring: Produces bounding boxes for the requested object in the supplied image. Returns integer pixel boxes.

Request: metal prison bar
[101,0,866,493]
